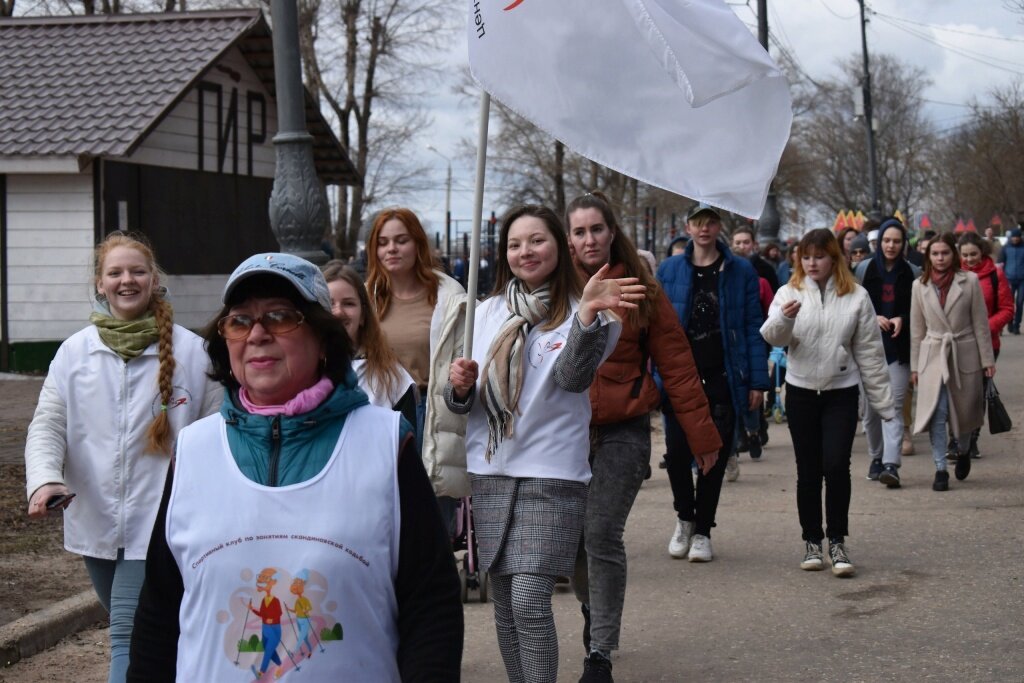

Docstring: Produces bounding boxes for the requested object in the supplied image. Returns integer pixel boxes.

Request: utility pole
[858,0,881,218]
[427,146,453,259]
[755,0,781,243]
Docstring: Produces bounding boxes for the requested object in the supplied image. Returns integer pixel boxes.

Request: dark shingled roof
[0,10,359,184]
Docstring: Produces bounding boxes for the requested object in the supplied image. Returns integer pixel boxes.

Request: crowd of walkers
[22,202,1015,683]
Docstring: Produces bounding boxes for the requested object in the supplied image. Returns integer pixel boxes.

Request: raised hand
[579,263,647,325]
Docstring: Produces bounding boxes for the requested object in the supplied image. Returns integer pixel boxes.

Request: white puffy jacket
[761,276,894,419]
[24,324,222,560]
[422,272,470,498]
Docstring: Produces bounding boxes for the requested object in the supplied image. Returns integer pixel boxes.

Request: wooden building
[0,10,357,371]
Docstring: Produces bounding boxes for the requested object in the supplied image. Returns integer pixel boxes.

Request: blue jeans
[929,384,968,470]
[82,550,146,683]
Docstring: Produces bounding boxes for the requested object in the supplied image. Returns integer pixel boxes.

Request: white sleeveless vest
[166,406,402,682]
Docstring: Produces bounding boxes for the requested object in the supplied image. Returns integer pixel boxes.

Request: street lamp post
[858,0,882,219]
[755,0,781,243]
[427,145,453,259]
[267,0,330,263]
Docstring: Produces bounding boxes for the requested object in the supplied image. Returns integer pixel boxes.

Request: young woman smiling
[25,232,221,683]
[565,192,720,681]
[911,233,995,490]
[446,205,643,683]
[762,229,893,577]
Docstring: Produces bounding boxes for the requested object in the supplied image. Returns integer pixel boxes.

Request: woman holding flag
[446,205,641,683]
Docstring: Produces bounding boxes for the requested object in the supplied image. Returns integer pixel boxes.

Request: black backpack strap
[988,271,999,316]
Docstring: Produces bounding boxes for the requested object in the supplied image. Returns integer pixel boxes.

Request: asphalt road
[4,336,1023,682]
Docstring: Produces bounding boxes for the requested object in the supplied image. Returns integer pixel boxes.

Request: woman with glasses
[24,232,221,683]
[128,253,462,682]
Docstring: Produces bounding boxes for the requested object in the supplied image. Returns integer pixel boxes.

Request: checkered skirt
[469,474,587,576]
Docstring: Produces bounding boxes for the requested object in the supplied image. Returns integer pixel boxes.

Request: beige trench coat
[910,270,995,436]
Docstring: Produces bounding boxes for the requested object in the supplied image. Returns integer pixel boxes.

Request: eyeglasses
[217,310,305,340]
[851,249,869,256]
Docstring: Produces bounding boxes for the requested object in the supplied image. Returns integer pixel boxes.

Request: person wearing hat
[997,227,1024,333]
[128,253,463,682]
[848,232,871,267]
[657,202,770,561]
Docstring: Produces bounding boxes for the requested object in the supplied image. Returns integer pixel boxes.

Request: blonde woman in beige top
[366,208,469,508]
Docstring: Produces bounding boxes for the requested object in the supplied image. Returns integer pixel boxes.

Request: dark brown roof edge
[0,8,261,26]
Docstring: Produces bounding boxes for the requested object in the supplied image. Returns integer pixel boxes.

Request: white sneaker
[725,455,740,482]
[668,519,695,558]
[688,534,713,562]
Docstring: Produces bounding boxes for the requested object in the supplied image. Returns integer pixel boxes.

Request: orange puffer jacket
[588,264,722,456]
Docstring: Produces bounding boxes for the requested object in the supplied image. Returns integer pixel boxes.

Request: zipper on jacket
[267,416,282,487]
[118,361,129,549]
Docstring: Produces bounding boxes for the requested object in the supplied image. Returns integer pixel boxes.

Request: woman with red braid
[24,232,221,683]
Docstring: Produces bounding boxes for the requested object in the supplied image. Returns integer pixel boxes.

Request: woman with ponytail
[24,232,221,683]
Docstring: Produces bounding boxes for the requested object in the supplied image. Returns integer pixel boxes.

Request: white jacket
[422,272,470,498]
[24,324,222,560]
[761,276,894,419]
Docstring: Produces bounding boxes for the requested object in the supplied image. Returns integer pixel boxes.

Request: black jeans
[663,400,735,537]
[785,383,859,543]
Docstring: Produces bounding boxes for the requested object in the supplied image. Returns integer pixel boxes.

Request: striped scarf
[480,278,551,460]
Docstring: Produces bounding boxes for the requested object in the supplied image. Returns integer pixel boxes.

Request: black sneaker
[933,470,949,491]
[879,464,901,489]
[759,412,770,446]
[800,541,824,571]
[867,458,883,480]
[736,431,750,454]
[658,456,668,470]
[748,433,763,460]
[828,539,855,577]
[955,452,971,481]
[579,652,613,683]
[946,438,960,461]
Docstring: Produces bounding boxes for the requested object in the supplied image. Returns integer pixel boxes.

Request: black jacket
[859,258,915,365]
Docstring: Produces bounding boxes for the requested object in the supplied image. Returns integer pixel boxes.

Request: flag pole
[462,91,491,359]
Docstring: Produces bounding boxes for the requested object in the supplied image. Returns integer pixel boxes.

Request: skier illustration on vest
[290,570,316,658]
[248,567,284,678]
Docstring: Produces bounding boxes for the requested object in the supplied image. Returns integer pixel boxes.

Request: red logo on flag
[504,0,524,9]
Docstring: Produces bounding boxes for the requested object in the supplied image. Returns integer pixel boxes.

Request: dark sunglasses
[217,309,305,340]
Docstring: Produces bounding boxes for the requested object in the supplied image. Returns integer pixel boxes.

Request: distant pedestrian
[24,232,221,683]
[911,233,995,491]
[996,227,1024,334]
[761,229,893,577]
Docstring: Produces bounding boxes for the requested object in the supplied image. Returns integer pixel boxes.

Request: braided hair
[93,232,176,455]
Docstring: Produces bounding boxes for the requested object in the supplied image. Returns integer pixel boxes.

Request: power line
[870,9,1024,44]
[818,0,858,20]
[873,14,1024,75]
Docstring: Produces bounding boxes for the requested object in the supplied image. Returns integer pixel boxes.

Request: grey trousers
[572,414,650,652]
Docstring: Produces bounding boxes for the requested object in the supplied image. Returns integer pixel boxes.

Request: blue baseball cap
[223,253,332,313]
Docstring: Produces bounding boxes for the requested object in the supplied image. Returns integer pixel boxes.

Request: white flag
[468,0,793,218]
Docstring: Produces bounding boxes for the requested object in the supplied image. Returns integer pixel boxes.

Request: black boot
[955,452,972,481]
[579,651,613,683]
[581,602,591,653]
[933,470,949,491]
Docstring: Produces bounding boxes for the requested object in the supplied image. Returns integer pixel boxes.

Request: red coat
[587,263,722,456]
[964,257,1013,351]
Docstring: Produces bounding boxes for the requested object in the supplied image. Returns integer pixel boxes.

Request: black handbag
[986,380,1012,435]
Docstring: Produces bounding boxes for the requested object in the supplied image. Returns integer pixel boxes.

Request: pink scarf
[238,377,335,416]
[931,268,954,308]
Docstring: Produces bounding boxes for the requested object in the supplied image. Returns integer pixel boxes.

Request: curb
[0,590,107,668]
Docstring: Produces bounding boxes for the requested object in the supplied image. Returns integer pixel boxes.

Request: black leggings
[785,383,859,543]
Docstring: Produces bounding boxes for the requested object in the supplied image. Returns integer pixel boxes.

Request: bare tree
[298,0,453,257]
[0,0,15,17]
[788,53,938,220]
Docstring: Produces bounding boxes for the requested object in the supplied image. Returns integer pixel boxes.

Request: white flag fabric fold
[467,0,793,218]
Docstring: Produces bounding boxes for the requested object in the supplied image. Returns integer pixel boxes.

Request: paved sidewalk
[4,338,1024,681]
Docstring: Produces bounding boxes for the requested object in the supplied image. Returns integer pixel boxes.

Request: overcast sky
[405,0,1024,241]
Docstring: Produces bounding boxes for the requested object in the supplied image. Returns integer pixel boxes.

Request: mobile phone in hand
[45,493,76,510]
